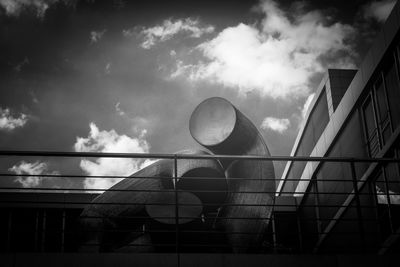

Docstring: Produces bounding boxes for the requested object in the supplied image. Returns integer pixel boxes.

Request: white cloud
[9,161,52,188]
[0,107,27,131]
[0,0,65,18]
[134,18,214,49]
[74,123,153,190]
[171,0,356,99]
[90,29,106,44]
[301,93,315,118]
[170,60,196,79]
[363,0,397,22]
[105,62,111,74]
[115,102,125,116]
[261,117,290,133]
[122,28,134,38]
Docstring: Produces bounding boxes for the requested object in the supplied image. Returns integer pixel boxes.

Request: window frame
[361,94,380,157]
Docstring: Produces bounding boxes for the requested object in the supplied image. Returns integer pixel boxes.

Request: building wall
[289,2,400,252]
[311,31,400,251]
[281,89,329,194]
[0,193,97,253]
[278,69,356,195]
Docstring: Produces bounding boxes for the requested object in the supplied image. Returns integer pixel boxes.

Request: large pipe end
[189,97,237,147]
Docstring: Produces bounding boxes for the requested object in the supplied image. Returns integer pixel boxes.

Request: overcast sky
[0,0,396,190]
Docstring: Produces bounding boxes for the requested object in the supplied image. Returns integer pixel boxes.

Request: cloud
[0,0,67,18]
[170,60,196,79]
[113,103,156,136]
[115,102,125,116]
[90,29,106,43]
[74,123,153,190]
[261,117,290,133]
[131,116,154,137]
[363,0,397,22]
[132,18,214,49]
[9,161,54,188]
[30,90,39,104]
[171,0,356,99]
[105,62,111,74]
[0,107,28,131]
[301,93,315,118]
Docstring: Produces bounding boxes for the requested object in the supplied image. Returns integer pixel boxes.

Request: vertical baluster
[174,155,180,266]
[314,181,322,242]
[271,190,277,254]
[41,211,46,252]
[34,211,39,252]
[295,197,303,252]
[61,210,66,252]
[7,210,12,252]
[350,161,366,252]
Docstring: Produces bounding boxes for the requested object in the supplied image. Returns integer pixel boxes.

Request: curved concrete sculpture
[80,149,226,252]
[174,150,228,214]
[189,97,276,252]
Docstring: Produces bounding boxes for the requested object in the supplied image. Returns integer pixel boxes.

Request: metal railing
[0,151,400,254]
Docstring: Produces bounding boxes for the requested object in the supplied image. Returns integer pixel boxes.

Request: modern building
[277,0,400,254]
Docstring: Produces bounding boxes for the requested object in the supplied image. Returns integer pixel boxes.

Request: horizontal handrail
[0,150,399,162]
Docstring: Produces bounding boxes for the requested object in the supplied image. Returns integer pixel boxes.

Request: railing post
[370,176,383,242]
[350,161,366,252]
[271,198,277,254]
[295,197,303,252]
[34,210,39,252]
[61,210,66,252]
[382,166,395,234]
[174,155,180,266]
[313,180,322,240]
[7,210,12,252]
[41,210,47,252]
[271,216,277,253]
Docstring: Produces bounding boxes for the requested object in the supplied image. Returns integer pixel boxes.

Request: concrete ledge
[0,253,397,267]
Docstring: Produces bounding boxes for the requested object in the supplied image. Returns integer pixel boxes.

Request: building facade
[277,0,400,254]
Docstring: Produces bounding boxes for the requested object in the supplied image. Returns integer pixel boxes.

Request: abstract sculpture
[190,97,275,252]
[80,97,275,253]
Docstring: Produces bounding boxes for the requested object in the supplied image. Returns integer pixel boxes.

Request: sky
[0,0,397,190]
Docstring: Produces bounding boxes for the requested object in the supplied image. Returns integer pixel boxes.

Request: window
[362,48,400,157]
[374,76,392,145]
[362,96,380,157]
[384,54,400,129]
